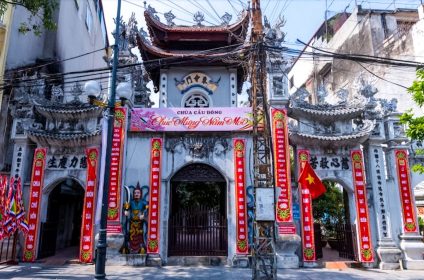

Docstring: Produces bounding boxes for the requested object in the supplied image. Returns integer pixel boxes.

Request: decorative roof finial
[164,10,176,26]
[220,12,232,25]
[147,4,160,21]
[193,11,205,26]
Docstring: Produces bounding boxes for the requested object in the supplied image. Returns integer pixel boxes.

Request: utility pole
[250,0,277,279]
[94,0,122,279]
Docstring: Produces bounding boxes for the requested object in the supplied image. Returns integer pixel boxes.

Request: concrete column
[365,144,401,269]
[388,146,424,270]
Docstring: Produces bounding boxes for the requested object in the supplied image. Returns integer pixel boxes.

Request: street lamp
[94,0,122,279]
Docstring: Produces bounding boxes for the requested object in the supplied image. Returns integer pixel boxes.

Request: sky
[101,0,422,105]
[102,0,423,49]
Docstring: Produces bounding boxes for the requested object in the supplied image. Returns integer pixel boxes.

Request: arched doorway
[38,179,84,259]
[312,180,357,262]
[168,163,227,256]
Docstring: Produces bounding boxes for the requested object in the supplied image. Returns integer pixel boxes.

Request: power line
[356,61,409,89]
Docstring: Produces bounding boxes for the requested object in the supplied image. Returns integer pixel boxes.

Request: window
[184,92,210,108]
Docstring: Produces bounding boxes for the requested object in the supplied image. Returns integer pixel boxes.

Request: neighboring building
[0,0,108,261]
[0,3,14,108]
[288,4,424,244]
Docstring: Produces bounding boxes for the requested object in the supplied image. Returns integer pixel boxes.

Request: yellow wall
[0,5,14,108]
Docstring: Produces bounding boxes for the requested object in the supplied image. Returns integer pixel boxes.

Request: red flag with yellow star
[298,161,326,200]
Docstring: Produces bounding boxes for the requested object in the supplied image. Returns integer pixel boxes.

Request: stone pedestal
[303,261,318,268]
[146,254,162,266]
[232,255,250,268]
[399,235,424,270]
[376,241,402,270]
[125,254,147,266]
[275,233,301,269]
[104,233,127,265]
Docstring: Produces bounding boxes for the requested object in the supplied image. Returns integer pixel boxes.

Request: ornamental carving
[172,163,225,182]
[165,136,229,159]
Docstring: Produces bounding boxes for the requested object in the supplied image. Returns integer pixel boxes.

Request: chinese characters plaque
[107,107,127,233]
[23,148,47,262]
[395,150,418,233]
[233,139,249,254]
[79,147,99,263]
[298,150,315,262]
[351,150,374,262]
[147,138,162,254]
[271,109,292,223]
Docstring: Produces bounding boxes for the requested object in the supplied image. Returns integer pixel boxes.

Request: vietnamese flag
[298,161,326,199]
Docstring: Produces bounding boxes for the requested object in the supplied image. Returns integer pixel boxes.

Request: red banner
[395,150,418,233]
[147,138,162,254]
[107,107,127,233]
[271,109,292,223]
[233,139,249,254]
[298,150,315,262]
[351,150,374,263]
[22,148,47,262]
[79,148,99,263]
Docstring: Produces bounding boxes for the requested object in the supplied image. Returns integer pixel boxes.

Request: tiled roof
[35,104,103,120]
[289,102,365,123]
[27,129,101,147]
[289,120,374,148]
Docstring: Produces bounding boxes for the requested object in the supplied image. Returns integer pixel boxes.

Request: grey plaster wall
[124,132,254,264]
[6,0,108,76]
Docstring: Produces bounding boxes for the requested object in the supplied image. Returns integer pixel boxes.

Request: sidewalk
[1,263,424,280]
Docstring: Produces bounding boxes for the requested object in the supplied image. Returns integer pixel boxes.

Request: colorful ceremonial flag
[3,177,28,236]
[298,161,326,200]
[0,175,7,240]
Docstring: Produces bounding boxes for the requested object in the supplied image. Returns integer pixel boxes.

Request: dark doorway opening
[168,163,227,256]
[313,182,358,262]
[38,179,84,260]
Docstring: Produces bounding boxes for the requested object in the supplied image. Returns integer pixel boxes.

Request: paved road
[1,264,424,280]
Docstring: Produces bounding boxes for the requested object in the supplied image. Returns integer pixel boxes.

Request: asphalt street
[1,264,424,280]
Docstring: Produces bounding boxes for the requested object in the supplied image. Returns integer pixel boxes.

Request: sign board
[255,188,275,221]
[130,107,253,132]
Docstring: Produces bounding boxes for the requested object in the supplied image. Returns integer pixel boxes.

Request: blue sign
[292,203,300,220]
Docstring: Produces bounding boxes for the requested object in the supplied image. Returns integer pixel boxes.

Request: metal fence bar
[0,232,18,265]
[169,207,227,256]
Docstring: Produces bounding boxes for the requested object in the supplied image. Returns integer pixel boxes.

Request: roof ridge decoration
[164,10,176,26]
[143,7,249,33]
[290,76,398,119]
[221,12,232,26]
[193,11,205,26]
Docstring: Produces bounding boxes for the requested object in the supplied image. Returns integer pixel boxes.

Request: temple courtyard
[1,264,424,280]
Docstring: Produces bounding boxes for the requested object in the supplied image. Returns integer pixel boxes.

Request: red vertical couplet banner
[22,148,47,262]
[394,150,418,233]
[79,148,99,263]
[271,109,292,224]
[298,150,315,262]
[351,150,374,263]
[147,138,162,254]
[107,107,127,233]
[233,139,249,254]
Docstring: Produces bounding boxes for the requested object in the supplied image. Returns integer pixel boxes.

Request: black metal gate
[336,223,358,260]
[0,232,18,265]
[168,206,227,256]
[314,223,323,259]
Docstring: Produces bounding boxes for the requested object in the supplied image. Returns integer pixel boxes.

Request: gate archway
[168,163,228,256]
[312,179,358,261]
[38,178,84,259]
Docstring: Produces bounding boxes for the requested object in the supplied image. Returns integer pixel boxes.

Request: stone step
[324,261,362,270]
[166,256,228,266]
